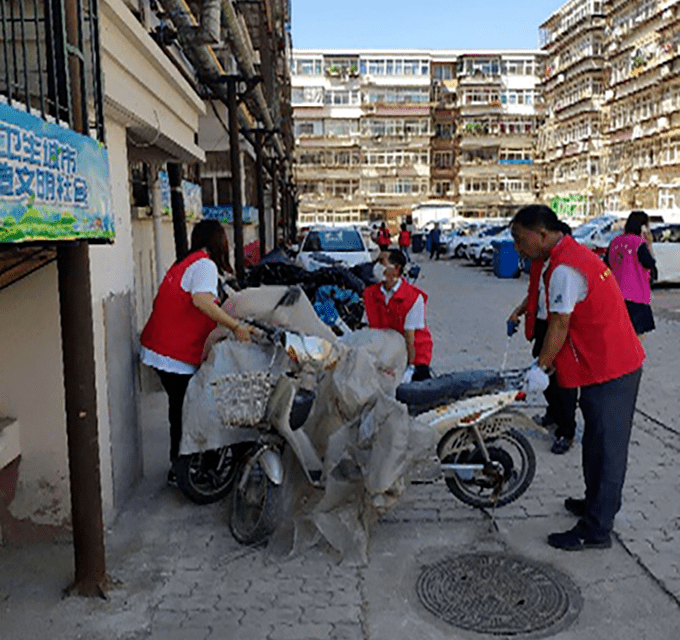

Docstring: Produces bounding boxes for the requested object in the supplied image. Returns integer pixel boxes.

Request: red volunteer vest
[377,228,390,246]
[399,230,411,247]
[140,251,217,367]
[363,279,433,366]
[545,235,644,388]
[524,259,544,341]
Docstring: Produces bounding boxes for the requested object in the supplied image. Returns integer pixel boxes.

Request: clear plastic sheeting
[181,340,280,453]
[268,328,437,563]
[203,285,337,359]
[185,284,438,562]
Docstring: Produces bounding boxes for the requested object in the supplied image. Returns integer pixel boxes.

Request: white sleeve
[404,295,426,330]
[547,265,588,314]
[181,258,219,297]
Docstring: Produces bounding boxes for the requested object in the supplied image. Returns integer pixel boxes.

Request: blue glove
[401,365,415,384]
[507,319,519,337]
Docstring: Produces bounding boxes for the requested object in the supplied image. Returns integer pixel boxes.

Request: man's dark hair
[625,210,649,235]
[511,204,572,236]
[188,219,230,273]
[387,248,406,274]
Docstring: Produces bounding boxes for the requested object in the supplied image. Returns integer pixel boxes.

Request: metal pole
[58,0,107,598]
[167,162,189,261]
[271,160,278,246]
[151,165,164,289]
[227,78,245,280]
[255,131,266,261]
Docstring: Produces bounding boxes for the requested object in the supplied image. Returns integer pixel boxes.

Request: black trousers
[578,367,642,538]
[532,319,578,440]
[156,369,193,463]
[413,364,432,382]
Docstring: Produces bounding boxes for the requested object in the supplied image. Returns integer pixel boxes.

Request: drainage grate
[416,553,582,636]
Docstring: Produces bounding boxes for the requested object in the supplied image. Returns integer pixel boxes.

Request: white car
[296,227,372,271]
[462,224,508,261]
[586,221,680,285]
[651,224,680,284]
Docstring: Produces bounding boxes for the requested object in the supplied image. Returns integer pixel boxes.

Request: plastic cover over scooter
[182,285,335,454]
[183,286,438,562]
[268,327,437,563]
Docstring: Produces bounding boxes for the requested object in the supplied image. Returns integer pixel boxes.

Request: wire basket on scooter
[210,371,273,427]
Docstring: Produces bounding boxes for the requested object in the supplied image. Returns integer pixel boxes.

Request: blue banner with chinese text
[0,102,113,243]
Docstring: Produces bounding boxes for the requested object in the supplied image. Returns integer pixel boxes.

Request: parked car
[295,227,372,271]
[444,223,487,258]
[476,229,513,266]
[572,215,624,253]
[464,225,508,263]
[651,223,680,284]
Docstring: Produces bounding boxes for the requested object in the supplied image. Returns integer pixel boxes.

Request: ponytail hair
[188,219,231,273]
[624,210,649,236]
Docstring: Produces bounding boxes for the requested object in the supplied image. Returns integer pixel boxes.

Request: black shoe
[532,413,555,429]
[167,469,177,486]
[564,497,586,517]
[551,436,572,454]
[547,527,612,551]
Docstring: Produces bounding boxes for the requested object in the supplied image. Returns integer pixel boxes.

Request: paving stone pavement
[1,254,679,639]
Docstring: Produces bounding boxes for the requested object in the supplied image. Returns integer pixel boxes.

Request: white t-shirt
[380,278,426,330]
[140,257,219,374]
[547,264,588,314]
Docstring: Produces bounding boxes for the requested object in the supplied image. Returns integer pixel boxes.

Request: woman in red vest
[398,222,411,262]
[376,222,391,252]
[140,220,251,484]
[364,249,433,383]
[511,204,644,551]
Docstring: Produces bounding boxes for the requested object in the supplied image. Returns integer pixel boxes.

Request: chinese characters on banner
[0,102,113,243]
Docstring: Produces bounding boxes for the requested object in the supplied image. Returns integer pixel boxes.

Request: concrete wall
[0,264,71,542]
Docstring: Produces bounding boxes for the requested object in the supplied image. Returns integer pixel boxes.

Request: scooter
[228,324,536,546]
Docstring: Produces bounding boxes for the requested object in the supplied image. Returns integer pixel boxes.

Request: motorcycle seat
[396,370,505,416]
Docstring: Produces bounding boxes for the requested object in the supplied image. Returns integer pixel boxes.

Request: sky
[291,0,567,51]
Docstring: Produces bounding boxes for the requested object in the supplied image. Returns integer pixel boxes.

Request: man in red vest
[511,205,645,551]
[364,249,433,383]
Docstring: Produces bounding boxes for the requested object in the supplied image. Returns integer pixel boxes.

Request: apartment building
[537,0,680,219]
[292,51,432,229]
[603,0,680,214]
[291,49,543,229]
[454,53,544,217]
[537,0,607,218]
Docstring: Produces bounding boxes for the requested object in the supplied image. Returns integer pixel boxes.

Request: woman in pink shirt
[606,210,657,335]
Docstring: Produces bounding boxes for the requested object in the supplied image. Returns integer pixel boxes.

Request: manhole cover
[416,553,582,636]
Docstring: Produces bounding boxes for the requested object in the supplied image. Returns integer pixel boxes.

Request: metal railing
[0,0,105,142]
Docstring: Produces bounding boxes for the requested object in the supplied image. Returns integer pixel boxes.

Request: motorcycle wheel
[229,457,282,546]
[175,446,242,505]
[442,428,536,509]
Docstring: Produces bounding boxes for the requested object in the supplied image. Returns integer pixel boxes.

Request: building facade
[0,0,293,549]
[291,48,543,230]
[538,0,680,220]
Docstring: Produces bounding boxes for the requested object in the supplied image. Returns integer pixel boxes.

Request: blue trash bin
[492,240,521,278]
[412,233,424,253]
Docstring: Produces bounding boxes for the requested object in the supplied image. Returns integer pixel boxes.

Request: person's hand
[642,225,653,250]
[232,323,252,342]
[525,363,550,393]
[401,365,415,385]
